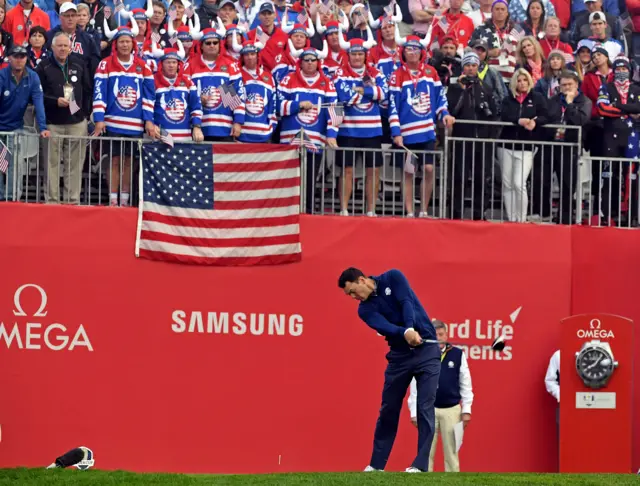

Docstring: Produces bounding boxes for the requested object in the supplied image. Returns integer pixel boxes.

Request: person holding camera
[429,35,462,88]
[446,51,498,220]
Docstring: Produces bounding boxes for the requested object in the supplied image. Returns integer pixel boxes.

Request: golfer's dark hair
[338,267,365,288]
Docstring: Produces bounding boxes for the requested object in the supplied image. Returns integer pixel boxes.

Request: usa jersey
[153,72,203,142]
[186,55,246,138]
[272,51,297,86]
[388,64,449,144]
[278,70,339,149]
[369,44,401,117]
[334,64,388,138]
[93,55,155,135]
[239,66,277,143]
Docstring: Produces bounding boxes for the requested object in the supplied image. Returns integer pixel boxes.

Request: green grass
[0,469,638,485]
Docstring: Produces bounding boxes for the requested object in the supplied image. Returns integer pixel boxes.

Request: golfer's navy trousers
[370,342,441,471]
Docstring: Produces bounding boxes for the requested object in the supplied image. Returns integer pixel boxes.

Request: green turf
[0,469,638,485]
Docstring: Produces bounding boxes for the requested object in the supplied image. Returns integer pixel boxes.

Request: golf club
[418,333,508,351]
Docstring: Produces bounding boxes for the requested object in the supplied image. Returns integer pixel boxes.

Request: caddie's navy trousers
[369,342,440,471]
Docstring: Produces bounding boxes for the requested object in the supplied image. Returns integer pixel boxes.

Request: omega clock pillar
[559,314,634,473]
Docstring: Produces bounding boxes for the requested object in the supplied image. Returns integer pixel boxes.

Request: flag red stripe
[138,249,301,266]
[143,211,300,229]
[214,159,299,173]
[213,144,297,155]
[214,196,300,210]
[214,177,300,191]
[141,231,300,248]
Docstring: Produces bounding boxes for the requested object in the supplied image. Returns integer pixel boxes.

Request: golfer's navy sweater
[358,269,437,351]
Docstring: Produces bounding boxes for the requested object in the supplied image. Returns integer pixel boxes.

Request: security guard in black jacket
[446,50,499,220]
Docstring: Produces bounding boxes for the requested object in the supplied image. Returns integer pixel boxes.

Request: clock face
[577,348,612,381]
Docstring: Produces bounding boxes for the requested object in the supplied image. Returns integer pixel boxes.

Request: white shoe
[363,465,383,472]
[366,211,376,217]
[405,467,422,473]
[406,212,414,218]
[339,210,349,216]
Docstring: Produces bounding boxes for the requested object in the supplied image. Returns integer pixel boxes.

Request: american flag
[220,83,242,110]
[69,97,80,115]
[159,128,175,147]
[297,9,308,24]
[290,130,319,153]
[136,143,302,265]
[168,5,178,20]
[256,27,269,45]
[383,0,395,18]
[151,31,161,44]
[114,0,125,14]
[328,104,344,127]
[510,24,525,42]
[318,1,332,15]
[0,140,10,174]
[185,5,194,17]
[437,16,449,32]
[238,19,250,32]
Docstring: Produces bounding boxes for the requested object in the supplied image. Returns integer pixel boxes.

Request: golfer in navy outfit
[338,267,440,473]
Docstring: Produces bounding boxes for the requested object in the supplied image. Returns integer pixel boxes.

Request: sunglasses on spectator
[204,41,219,46]
[302,58,317,62]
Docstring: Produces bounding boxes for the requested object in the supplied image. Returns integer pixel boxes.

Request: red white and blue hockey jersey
[238,66,277,143]
[153,71,203,142]
[322,50,347,79]
[334,63,388,138]
[388,63,449,144]
[185,54,246,138]
[93,54,155,135]
[278,66,339,149]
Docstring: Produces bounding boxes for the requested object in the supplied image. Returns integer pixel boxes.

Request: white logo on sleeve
[448,361,455,368]
[385,287,391,296]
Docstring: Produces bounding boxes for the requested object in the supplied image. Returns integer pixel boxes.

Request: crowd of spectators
[0,0,638,225]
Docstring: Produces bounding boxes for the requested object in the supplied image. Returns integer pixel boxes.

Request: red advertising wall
[0,204,636,473]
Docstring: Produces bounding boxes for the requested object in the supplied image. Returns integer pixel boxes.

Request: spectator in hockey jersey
[314,14,348,78]
[388,25,454,217]
[247,2,288,71]
[92,22,156,207]
[36,31,91,204]
[176,25,195,62]
[273,15,314,84]
[4,0,51,48]
[129,7,154,59]
[46,3,100,83]
[469,0,518,84]
[152,40,204,142]
[368,7,402,80]
[332,25,387,217]
[186,20,246,141]
[234,38,277,142]
[277,42,338,212]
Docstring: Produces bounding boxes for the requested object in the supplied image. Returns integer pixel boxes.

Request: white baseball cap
[59,2,78,14]
[589,11,606,23]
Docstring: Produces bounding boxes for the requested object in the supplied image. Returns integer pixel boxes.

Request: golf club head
[491,334,507,352]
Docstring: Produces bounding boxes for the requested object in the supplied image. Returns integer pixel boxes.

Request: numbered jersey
[185,55,246,138]
[93,55,155,135]
[387,64,449,145]
[239,66,277,143]
[153,73,203,142]
[334,65,388,139]
[277,70,339,149]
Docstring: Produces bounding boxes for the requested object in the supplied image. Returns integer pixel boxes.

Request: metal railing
[3,121,640,229]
